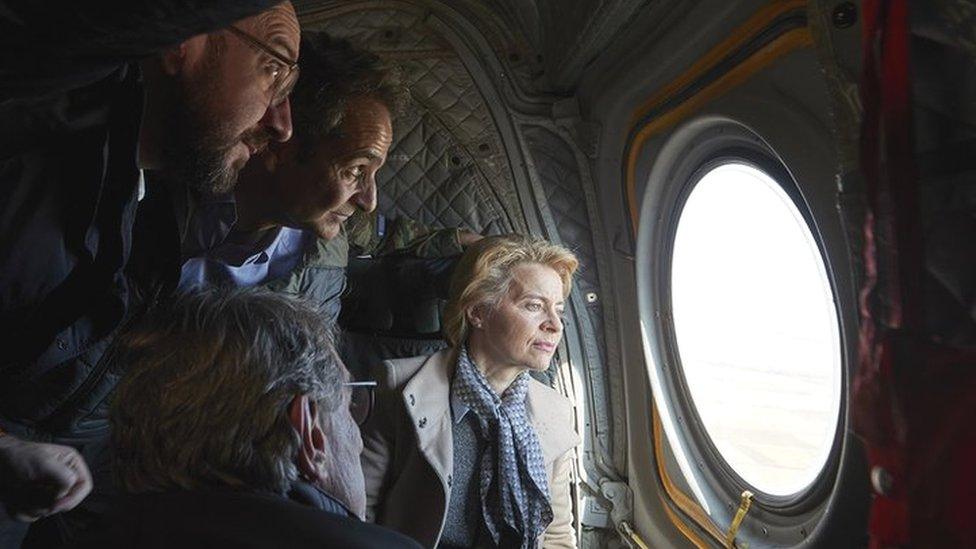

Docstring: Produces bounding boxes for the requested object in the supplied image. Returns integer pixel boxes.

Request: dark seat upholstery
[339,255,456,380]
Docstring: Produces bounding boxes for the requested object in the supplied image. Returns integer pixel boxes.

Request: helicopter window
[637,122,866,545]
[668,160,843,497]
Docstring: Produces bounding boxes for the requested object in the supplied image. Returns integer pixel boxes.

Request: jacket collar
[287,481,353,519]
[401,348,578,474]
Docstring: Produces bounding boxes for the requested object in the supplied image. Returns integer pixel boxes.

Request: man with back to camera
[0,1,300,544]
[176,30,482,323]
[75,287,421,548]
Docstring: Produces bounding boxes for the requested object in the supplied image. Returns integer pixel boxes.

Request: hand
[0,435,93,522]
[458,230,484,248]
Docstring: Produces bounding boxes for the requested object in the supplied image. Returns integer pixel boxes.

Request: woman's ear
[467,304,486,330]
[288,395,328,484]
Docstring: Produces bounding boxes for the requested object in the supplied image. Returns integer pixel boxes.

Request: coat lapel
[396,350,578,523]
[401,348,456,488]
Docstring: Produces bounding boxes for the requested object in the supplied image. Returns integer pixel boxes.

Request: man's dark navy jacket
[73,488,423,549]
[0,1,279,442]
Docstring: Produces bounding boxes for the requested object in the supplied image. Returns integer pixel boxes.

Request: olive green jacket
[264,230,349,322]
[346,210,466,260]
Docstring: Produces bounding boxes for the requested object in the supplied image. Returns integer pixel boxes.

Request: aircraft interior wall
[2,0,971,547]
[298,1,969,547]
[580,1,870,547]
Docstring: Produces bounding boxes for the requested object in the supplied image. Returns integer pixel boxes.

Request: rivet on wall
[831,2,857,29]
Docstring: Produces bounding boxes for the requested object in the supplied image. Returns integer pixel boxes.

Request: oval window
[670,161,842,497]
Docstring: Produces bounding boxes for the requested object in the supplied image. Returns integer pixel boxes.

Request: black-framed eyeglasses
[226,25,299,105]
[344,381,377,427]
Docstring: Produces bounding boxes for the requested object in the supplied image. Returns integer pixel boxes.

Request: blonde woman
[361,234,580,548]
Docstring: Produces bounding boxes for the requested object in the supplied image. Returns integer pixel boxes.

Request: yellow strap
[618,521,651,549]
[724,490,754,548]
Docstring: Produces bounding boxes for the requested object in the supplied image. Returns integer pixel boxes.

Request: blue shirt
[177,194,310,291]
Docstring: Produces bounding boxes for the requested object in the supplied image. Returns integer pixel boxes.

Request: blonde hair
[442,234,579,346]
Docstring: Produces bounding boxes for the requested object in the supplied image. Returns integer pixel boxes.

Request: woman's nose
[542,311,562,333]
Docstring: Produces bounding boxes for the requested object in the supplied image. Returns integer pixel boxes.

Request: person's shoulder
[526,378,581,460]
[223,491,422,548]
[379,348,453,390]
[74,490,423,549]
[304,231,348,268]
[527,376,574,418]
[527,377,581,458]
[335,517,425,548]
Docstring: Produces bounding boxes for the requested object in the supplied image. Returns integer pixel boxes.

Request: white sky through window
[670,162,842,496]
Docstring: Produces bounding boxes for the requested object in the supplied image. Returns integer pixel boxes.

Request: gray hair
[109,287,345,495]
[291,30,408,161]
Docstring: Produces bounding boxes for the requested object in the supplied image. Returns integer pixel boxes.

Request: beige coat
[361,348,580,548]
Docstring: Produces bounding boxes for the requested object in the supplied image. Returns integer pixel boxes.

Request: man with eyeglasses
[0,2,300,546]
[76,287,418,548]
[176,31,482,335]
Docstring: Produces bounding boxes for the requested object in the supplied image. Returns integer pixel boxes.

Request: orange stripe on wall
[625,27,813,230]
[624,2,815,545]
[628,0,807,128]
[652,406,727,546]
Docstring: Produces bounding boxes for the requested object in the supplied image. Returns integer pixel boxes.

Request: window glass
[670,162,842,496]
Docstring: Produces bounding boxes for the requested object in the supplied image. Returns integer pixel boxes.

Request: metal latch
[724,490,754,548]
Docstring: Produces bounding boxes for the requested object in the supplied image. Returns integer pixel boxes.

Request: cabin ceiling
[295,0,670,93]
[485,0,652,91]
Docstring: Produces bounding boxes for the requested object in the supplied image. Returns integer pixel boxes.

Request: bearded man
[0,3,300,545]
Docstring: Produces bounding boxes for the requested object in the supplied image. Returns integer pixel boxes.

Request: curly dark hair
[290,30,409,161]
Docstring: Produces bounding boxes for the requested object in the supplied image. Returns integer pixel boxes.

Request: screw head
[832,2,857,29]
[870,466,894,496]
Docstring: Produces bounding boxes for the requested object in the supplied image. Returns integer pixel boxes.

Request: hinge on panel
[599,480,653,549]
[724,490,754,549]
[580,479,651,548]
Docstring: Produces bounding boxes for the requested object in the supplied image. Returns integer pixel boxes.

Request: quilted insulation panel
[302,7,526,235]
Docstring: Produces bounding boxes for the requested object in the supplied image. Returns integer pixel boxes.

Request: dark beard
[159,80,239,197]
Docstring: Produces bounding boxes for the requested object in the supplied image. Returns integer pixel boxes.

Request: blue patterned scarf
[453,346,553,548]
